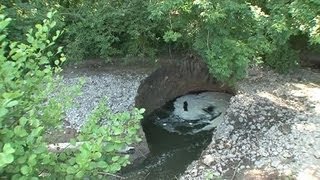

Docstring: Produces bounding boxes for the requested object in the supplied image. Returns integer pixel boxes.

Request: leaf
[66,175,74,180]
[113,128,122,135]
[163,30,182,42]
[75,171,85,178]
[27,35,35,43]
[97,161,108,168]
[0,107,8,118]
[3,143,15,154]
[20,165,30,175]
[109,163,121,173]
[35,24,42,30]
[39,56,49,65]
[93,152,102,159]
[0,34,6,41]
[17,156,27,164]
[66,166,76,174]
[0,18,11,31]
[105,144,115,152]
[19,117,28,126]
[54,60,60,65]
[0,153,14,166]
[28,154,37,167]
[6,100,19,107]
[14,126,28,137]
[139,108,145,114]
[111,156,120,162]
[50,21,57,28]
[47,12,53,19]
[121,112,130,120]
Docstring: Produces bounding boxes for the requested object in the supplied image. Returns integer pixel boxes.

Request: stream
[121,92,232,179]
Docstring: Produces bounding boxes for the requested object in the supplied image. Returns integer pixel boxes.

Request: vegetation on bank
[0,10,144,179]
[3,0,320,82]
[0,0,319,178]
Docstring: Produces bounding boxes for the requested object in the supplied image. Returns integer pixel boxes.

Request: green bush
[1,1,64,42]
[148,0,320,82]
[0,9,144,179]
[3,1,320,82]
[64,0,159,62]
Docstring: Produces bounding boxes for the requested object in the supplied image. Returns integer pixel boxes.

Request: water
[122,92,232,179]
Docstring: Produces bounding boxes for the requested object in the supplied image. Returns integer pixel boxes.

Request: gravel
[181,67,320,179]
[61,66,148,130]
[60,63,320,179]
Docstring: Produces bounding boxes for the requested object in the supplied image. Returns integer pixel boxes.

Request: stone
[255,160,265,168]
[271,159,281,168]
[203,155,215,166]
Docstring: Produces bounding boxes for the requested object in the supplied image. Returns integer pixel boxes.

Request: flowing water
[122,92,232,179]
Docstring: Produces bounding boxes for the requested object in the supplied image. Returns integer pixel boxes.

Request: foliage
[1,1,64,42]
[148,0,320,82]
[2,0,320,82]
[63,0,159,61]
[59,99,144,178]
[0,9,144,179]
[264,43,299,73]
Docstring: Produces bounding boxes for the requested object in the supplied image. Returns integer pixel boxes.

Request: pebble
[203,155,215,166]
[62,71,147,130]
[271,159,281,168]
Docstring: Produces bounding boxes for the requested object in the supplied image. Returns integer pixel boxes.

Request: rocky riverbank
[181,66,320,179]
[60,61,320,179]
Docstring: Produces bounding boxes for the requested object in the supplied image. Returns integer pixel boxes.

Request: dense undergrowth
[2,0,320,82]
[0,9,144,179]
[0,0,320,178]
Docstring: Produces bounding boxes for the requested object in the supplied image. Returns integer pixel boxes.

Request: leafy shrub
[0,9,144,179]
[3,1,320,83]
[1,1,64,42]
[148,0,320,82]
[264,44,299,73]
[64,0,159,62]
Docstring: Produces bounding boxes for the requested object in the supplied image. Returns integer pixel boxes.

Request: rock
[255,160,265,168]
[271,159,281,168]
[203,155,215,166]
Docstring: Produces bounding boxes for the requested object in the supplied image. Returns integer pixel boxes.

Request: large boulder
[135,58,234,115]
